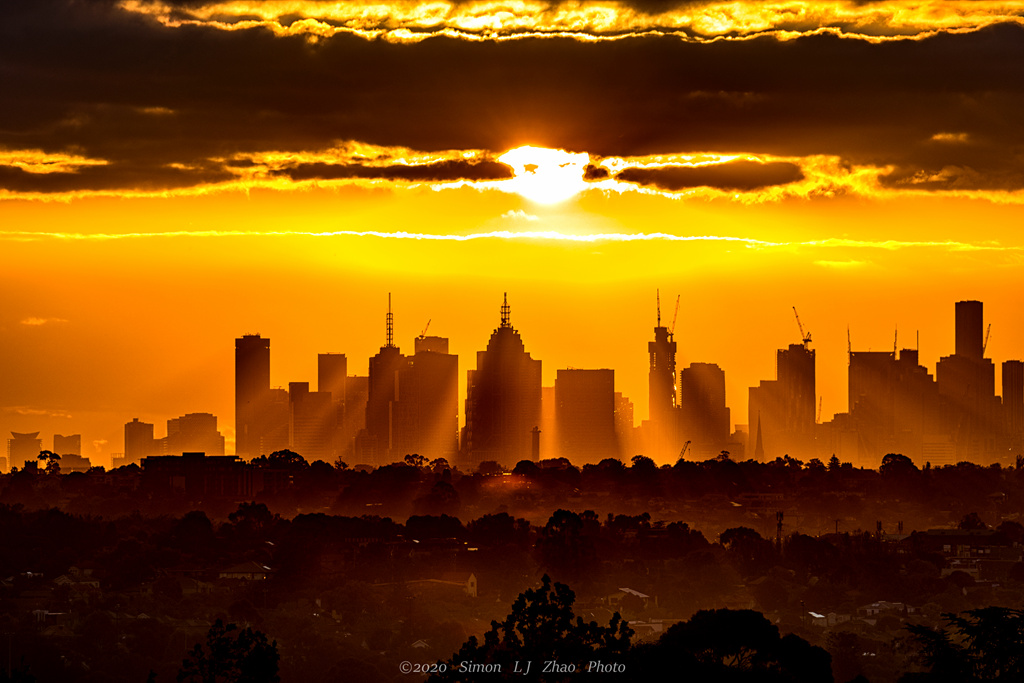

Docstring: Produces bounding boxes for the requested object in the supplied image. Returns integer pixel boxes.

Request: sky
[2,0,1024,466]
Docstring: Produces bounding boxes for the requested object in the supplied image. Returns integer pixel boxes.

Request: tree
[902,608,1024,681]
[430,575,632,682]
[178,619,279,683]
[36,450,60,474]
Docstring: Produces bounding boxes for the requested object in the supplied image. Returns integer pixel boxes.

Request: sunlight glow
[497,146,590,204]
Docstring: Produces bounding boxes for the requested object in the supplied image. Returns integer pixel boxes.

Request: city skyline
[5,294,1024,469]
[3,0,1024,467]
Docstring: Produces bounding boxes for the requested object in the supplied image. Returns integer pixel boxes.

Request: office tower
[956,300,984,361]
[646,297,679,460]
[318,353,347,459]
[235,334,270,458]
[53,433,81,456]
[463,294,542,470]
[678,363,730,460]
[124,418,157,464]
[389,335,459,462]
[161,413,226,456]
[1003,360,1024,454]
[748,343,815,460]
[342,376,369,461]
[614,392,636,457]
[7,432,41,470]
[288,382,334,462]
[937,301,1000,462]
[261,388,292,455]
[366,296,406,465]
[555,368,618,464]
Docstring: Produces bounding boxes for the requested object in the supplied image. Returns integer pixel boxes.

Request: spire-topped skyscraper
[462,293,542,470]
[646,291,681,460]
[366,293,406,464]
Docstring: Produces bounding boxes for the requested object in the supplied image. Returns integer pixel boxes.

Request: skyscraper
[390,335,459,462]
[748,343,815,460]
[366,296,406,465]
[318,353,347,460]
[463,294,542,470]
[125,417,157,464]
[235,334,270,459]
[7,432,41,470]
[678,362,730,460]
[53,433,81,456]
[288,382,335,462]
[555,368,618,463]
[937,300,1000,462]
[646,295,680,461]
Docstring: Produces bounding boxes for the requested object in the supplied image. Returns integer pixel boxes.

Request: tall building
[53,433,81,456]
[748,343,815,460]
[646,297,679,460]
[288,382,335,462]
[463,294,542,470]
[235,334,270,459]
[936,300,1001,462]
[555,368,618,464]
[366,296,406,465]
[161,413,225,456]
[678,363,730,460]
[389,335,459,462]
[125,418,157,464]
[7,431,41,470]
[318,353,347,460]
[1003,360,1024,455]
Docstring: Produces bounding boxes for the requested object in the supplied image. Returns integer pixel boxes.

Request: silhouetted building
[748,343,815,460]
[289,382,334,462]
[463,294,542,470]
[124,418,157,464]
[58,453,92,473]
[678,363,730,460]
[390,335,459,462]
[160,413,225,456]
[1003,360,1024,454]
[847,349,943,466]
[936,301,1001,463]
[342,376,369,462]
[318,353,347,460]
[261,388,291,455]
[555,368,618,464]
[235,334,270,459]
[53,434,81,456]
[142,452,259,498]
[7,431,41,470]
[366,297,407,465]
[614,392,636,456]
[645,300,679,460]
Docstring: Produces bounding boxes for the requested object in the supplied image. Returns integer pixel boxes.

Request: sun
[497,146,590,204]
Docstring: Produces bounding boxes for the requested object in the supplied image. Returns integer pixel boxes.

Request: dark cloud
[276,159,514,182]
[616,160,804,191]
[2,0,1024,193]
[583,164,610,181]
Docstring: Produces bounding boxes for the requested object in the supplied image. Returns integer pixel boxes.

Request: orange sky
[2,0,1024,465]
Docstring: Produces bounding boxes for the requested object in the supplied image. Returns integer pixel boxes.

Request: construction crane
[847,325,852,362]
[817,396,823,424]
[983,323,992,354]
[793,306,812,346]
[669,295,681,337]
[419,319,431,339]
[893,326,898,357]
[678,440,691,461]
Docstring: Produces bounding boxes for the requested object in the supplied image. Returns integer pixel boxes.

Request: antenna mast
[657,289,661,327]
[386,293,394,348]
[500,292,511,328]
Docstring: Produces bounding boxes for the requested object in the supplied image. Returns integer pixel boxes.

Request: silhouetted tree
[429,575,632,682]
[178,619,279,683]
[958,512,987,531]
